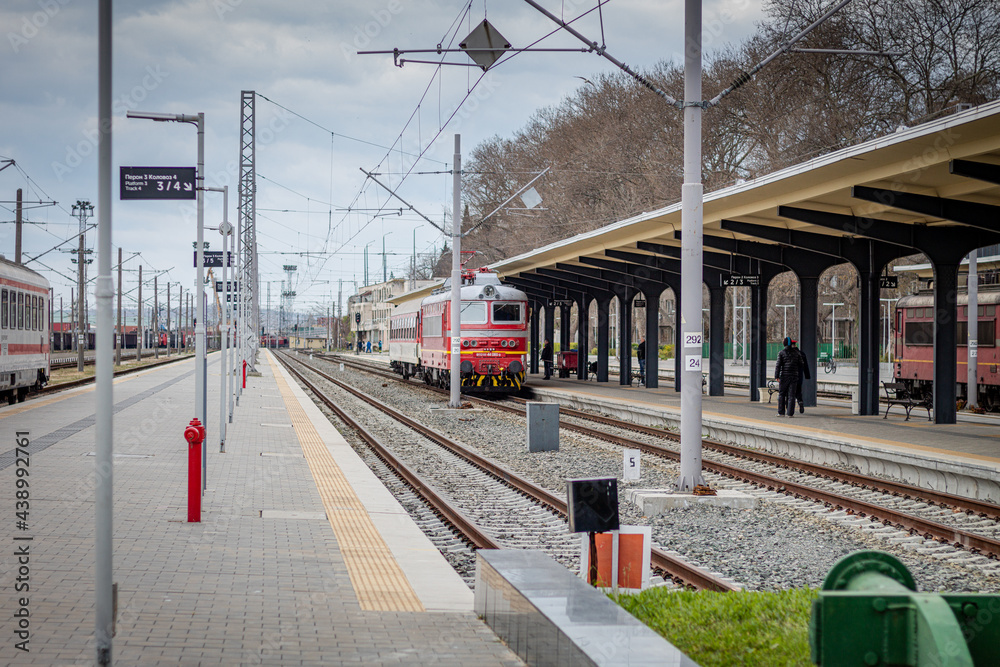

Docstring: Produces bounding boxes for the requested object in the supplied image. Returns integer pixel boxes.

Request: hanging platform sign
[198,251,233,268]
[879,276,899,288]
[550,299,574,307]
[215,280,240,292]
[120,166,196,200]
[633,299,647,307]
[722,275,761,287]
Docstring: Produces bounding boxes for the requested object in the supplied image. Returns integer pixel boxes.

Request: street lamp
[382,230,394,283]
[777,304,796,341]
[824,302,844,358]
[880,297,899,364]
[206,186,230,454]
[126,109,207,486]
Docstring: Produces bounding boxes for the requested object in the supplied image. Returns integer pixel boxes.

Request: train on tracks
[388,268,529,394]
[0,257,50,404]
[894,287,1000,409]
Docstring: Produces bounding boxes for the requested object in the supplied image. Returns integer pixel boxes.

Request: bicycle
[824,357,837,374]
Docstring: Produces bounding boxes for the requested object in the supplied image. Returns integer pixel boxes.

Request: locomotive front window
[460,301,487,324]
[424,314,442,337]
[492,302,523,323]
[904,321,933,346]
[959,321,996,347]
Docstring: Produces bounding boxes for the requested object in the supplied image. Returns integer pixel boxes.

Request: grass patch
[613,587,817,667]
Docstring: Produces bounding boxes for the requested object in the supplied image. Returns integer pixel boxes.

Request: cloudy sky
[1,0,764,321]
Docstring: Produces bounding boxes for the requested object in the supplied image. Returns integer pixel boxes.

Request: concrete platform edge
[531,387,1000,504]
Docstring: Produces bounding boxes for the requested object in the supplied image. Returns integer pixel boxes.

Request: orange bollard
[185,418,203,522]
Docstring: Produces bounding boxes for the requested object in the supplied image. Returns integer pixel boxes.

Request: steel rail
[38,353,194,396]
[277,354,501,551]
[319,353,1000,557]
[526,399,1000,521]
[50,349,163,369]
[290,352,740,591]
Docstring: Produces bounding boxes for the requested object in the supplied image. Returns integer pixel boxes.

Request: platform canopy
[393,101,1000,423]
[491,102,1000,279]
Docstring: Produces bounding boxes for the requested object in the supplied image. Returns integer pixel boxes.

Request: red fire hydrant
[185,418,204,523]
[242,359,247,389]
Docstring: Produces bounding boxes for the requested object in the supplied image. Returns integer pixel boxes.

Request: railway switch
[810,550,1000,666]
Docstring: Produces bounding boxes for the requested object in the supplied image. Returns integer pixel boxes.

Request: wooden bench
[882,381,932,421]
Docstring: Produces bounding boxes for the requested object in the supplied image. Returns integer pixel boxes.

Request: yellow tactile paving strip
[268,353,425,612]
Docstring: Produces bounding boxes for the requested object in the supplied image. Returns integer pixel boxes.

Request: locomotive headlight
[500,340,508,347]
[471,340,478,347]
[508,339,516,348]
[462,339,470,347]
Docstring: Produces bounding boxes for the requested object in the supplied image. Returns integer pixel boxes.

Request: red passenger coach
[0,257,50,404]
[894,288,1000,409]
[389,268,529,393]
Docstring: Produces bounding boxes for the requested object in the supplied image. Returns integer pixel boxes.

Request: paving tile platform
[0,350,521,666]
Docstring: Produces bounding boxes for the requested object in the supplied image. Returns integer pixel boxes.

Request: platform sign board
[633,299,646,307]
[722,274,760,287]
[550,299,574,307]
[879,276,899,289]
[198,251,233,268]
[215,281,240,292]
[120,167,196,200]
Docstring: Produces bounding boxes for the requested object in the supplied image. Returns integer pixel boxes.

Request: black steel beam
[950,159,1000,186]
[852,186,1000,233]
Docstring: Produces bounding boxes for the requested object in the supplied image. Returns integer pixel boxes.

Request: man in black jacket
[774,336,803,417]
[541,339,553,380]
[793,340,811,414]
[637,337,646,383]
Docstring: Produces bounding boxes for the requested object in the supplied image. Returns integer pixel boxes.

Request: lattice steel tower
[238,90,259,367]
[281,265,297,337]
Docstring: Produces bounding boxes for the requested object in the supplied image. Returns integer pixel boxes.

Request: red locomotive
[893,288,1000,409]
[389,267,528,393]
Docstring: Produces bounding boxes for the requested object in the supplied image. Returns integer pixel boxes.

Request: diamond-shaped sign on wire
[460,19,510,71]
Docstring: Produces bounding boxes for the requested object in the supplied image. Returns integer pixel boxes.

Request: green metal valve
[810,550,1000,666]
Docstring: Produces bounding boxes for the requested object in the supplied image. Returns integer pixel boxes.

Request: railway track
[36,353,195,398]
[278,351,739,592]
[50,349,182,369]
[318,352,1000,562]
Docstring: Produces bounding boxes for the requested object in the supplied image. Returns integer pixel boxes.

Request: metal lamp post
[207,186,230,452]
[126,109,207,488]
[382,230,394,284]
[777,304,796,341]
[824,302,844,358]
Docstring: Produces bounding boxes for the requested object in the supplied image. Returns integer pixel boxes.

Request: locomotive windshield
[492,302,523,323]
[460,301,488,324]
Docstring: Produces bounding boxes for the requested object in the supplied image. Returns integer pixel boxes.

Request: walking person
[541,339,553,380]
[792,340,810,414]
[637,337,646,384]
[774,336,803,417]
